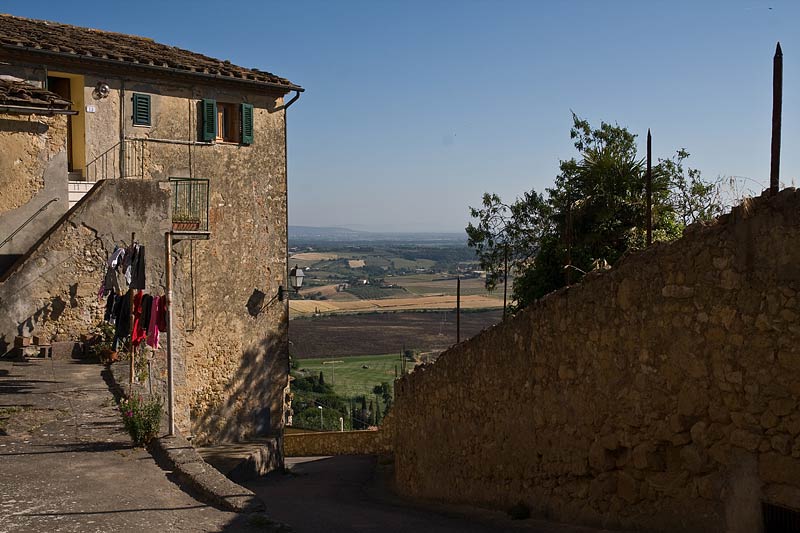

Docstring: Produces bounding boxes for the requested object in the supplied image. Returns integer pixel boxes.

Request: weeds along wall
[393,189,800,533]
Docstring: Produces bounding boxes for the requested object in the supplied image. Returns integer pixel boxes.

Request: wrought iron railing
[170,178,209,233]
[84,139,145,182]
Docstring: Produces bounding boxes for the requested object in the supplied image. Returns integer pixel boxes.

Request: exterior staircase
[68,180,95,209]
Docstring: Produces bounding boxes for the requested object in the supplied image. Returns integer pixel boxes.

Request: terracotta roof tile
[0,14,302,92]
[0,78,71,109]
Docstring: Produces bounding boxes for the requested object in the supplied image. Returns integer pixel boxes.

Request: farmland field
[289,294,502,317]
[294,353,409,398]
[289,309,503,358]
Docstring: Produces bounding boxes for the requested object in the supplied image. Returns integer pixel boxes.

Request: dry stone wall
[393,190,800,533]
[285,413,395,457]
[285,429,392,457]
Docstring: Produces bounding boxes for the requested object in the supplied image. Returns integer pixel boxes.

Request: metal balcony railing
[84,139,145,182]
[170,178,210,235]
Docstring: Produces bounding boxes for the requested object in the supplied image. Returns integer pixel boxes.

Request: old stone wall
[393,190,800,533]
[0,179,170,358]
[0,112,70,263]
[285,414,395,457]
[285,429,392,457]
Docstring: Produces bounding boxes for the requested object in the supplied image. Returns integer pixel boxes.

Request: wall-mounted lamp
[278,265,305,302]
[92,81,110,100]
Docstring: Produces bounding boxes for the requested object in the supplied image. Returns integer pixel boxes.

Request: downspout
[119,81,125,178]
[271,90,301,113]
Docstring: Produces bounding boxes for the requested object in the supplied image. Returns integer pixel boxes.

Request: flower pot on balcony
[173,220,201,231]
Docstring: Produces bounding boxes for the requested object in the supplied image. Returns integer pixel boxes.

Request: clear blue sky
[6,1,798,232]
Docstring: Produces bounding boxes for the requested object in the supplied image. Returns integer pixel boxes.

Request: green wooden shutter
[202,99,217,141]
[241,103,254,145]
[132,93,151,126]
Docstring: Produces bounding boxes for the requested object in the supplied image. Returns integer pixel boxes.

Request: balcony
[171,178,210,239]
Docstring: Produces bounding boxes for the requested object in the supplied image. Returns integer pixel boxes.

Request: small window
[132,93,151,126]
[201,99,254,144]
[216,102,241,143]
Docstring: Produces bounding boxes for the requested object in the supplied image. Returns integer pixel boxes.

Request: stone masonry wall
[393,189,800,533]
[0,179,170,357]
[0,112,66,214]
[285,413,395,457]
[0,112,70,260]
[285,429,392,457]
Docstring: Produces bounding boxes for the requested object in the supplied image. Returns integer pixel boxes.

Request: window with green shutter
[241,103,254,145]
[202,99,217,141]
[132,93,151,126]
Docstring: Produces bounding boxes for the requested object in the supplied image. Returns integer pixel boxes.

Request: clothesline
[97,240,166,352]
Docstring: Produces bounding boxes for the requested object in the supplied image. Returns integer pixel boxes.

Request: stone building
[0,14,303,450]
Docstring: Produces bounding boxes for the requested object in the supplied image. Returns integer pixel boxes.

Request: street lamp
[278,265,305,302]
[317,405,323,430]
[289,265,305,292]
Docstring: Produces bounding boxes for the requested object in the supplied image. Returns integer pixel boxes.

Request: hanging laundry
[123,244,136,286]
[146,295,160,350]
[108,245,125,268]
[156,294,168,332]
[103,292,115,323]
[131,290,147,346]
[130,245,146,290]
[112,289,133,350]
[140,294,153,337]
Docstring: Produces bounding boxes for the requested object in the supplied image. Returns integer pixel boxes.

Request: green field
[295,353,411,398]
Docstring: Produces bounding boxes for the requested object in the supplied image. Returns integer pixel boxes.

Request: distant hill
[289,225,465,243]
[289,226,366,239]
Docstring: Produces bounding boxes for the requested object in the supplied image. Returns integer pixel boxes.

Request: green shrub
[119,394,162,445]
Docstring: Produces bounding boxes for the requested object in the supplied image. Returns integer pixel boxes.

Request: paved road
[246,455,611,533]
[0,358,260,533]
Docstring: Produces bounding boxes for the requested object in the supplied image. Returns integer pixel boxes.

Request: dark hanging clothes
[114,289,133,339]
[103,292,115,323]
[130,245,146,290]
[156,295,168,332]
[140,294,153,337]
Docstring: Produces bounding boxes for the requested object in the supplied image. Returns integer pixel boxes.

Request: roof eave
[0,45,304,94]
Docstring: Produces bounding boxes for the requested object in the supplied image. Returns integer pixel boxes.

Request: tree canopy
[467,114,723,310]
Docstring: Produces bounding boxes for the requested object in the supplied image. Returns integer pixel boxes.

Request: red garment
[156,295,168,332]
[146,295,159,350]
[131,290,147,346]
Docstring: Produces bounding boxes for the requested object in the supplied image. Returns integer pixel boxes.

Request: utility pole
[165,231,175,436]
[456,275,461,343]
[502,244,508,320]
[646,129,652,246]
[770,42,783,194]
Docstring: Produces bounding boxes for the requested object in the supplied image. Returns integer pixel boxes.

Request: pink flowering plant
[119,394,162,445]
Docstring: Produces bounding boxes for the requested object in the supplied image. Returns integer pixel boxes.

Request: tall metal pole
[770,42,783,195]
[165,232,175,437]
[566,204,572,285]
[129,232,136,385]
[646,129,652,246]
[502,245,508,320]
[456,275,461,343]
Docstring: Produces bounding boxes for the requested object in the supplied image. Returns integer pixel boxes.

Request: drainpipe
[166,231,175,436]
[272,90,301,113]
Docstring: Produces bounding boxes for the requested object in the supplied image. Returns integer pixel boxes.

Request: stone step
[68,180,95,208]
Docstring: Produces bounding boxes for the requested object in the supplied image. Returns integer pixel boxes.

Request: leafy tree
[467,113,723,310]
[318,371,325,387]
